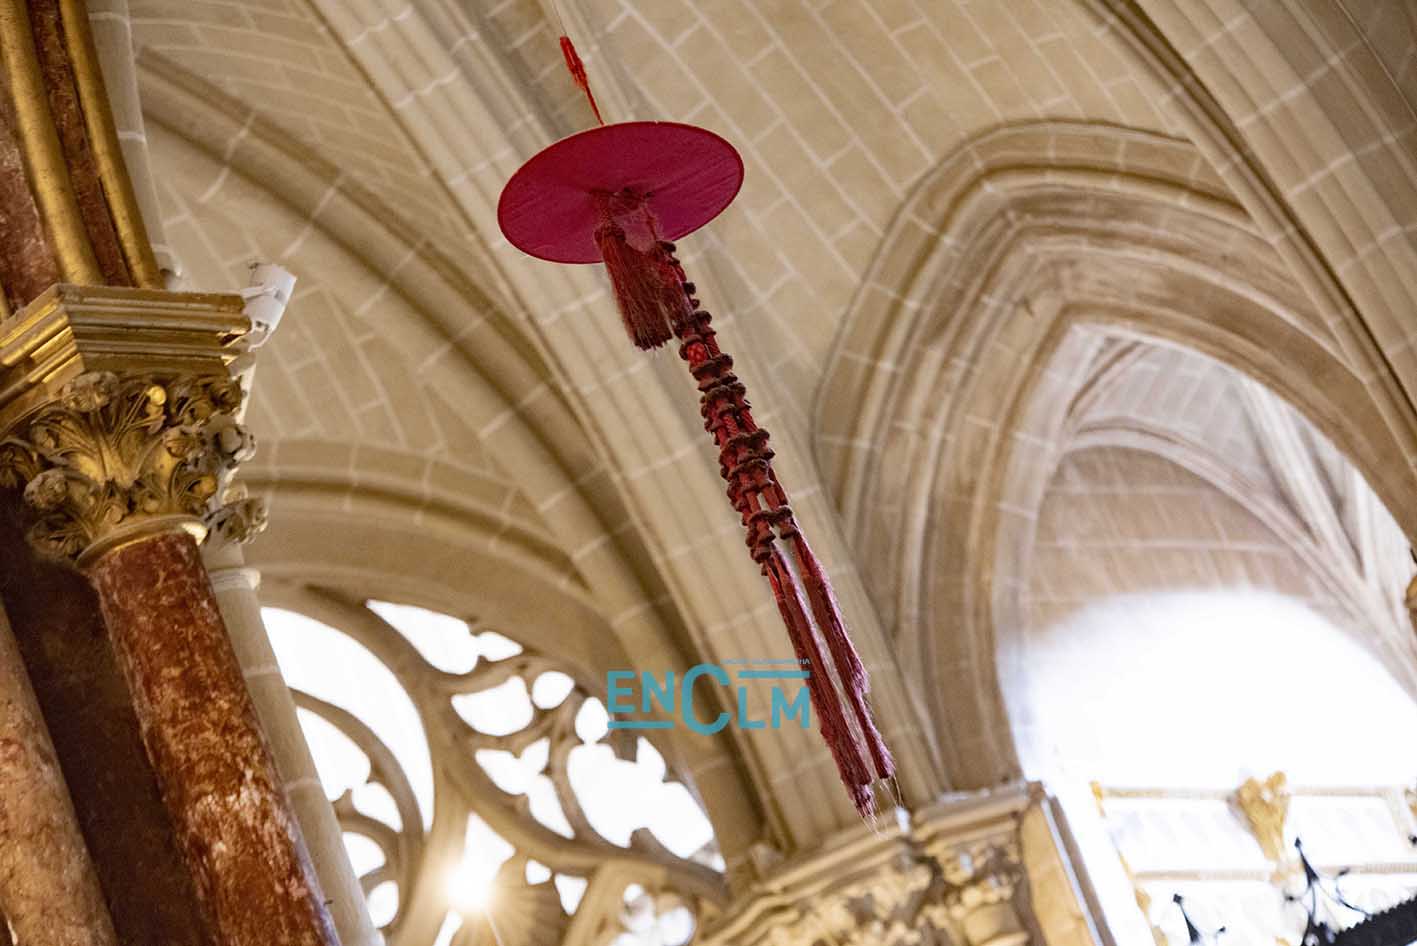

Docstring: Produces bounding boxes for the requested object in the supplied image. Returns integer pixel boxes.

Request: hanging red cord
[559,35,604,126]
[499,33,898,820]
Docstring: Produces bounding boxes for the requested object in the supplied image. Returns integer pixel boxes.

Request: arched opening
[1008,342,1417,944]
[816,120,1417,794]
[262,596,722,946]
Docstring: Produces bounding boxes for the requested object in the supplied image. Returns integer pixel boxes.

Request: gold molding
[56,0,161,289]
[77,512,206,567]
[1091,783,1165,945]
[0,0,102,285]
[0,283,247,428]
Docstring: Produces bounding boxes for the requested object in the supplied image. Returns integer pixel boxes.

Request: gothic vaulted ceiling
[123,0,1417,875]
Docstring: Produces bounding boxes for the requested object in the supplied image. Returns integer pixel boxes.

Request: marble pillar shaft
[0,488,213,946]
[0,604,119,946]
[207,545,380,946]
[89,529,340,946]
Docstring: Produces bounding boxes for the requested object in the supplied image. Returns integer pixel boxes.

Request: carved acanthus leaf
[206,483,268,547]
[0,371,263,561]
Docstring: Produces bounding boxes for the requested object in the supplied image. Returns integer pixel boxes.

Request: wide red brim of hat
[497,121,744,264]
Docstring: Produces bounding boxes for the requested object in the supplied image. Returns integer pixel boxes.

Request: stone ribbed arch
[137,51,575,456]
[1078,0,1417,496]
[817,121,1417,788]
[1061,401,1417,700]
[137,19,874,851]
[245,441,582,598]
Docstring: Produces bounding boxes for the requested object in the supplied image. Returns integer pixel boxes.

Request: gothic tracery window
[263,600,722,946]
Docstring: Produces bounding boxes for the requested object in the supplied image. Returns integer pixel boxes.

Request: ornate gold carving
[1232,772,1290,862]
[0,370,259,563]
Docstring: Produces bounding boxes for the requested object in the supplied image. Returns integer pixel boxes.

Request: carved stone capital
[0,370,262,564]
[0,283,253,563]
[702,788,1041,946]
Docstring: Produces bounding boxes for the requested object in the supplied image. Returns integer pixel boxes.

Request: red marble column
[0,604,120,946]
[0,489,213,946]
[88,529,340,946]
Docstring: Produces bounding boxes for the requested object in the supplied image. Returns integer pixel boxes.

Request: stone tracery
[263,597,726,946]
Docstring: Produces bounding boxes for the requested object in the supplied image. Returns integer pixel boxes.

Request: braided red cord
[657,239,895,818]
[589,193,895,817]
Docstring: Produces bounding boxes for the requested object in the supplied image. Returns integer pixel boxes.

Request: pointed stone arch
[817,120,1417,787]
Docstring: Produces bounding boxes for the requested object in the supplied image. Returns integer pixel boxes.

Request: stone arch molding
[1077,0,1417,490]
[816,120,1417,790]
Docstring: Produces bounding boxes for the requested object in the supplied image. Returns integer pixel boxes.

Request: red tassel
[559,35,604,126]
[593,223,677,350]
[766,547,875,817]
[791,532,895,782]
